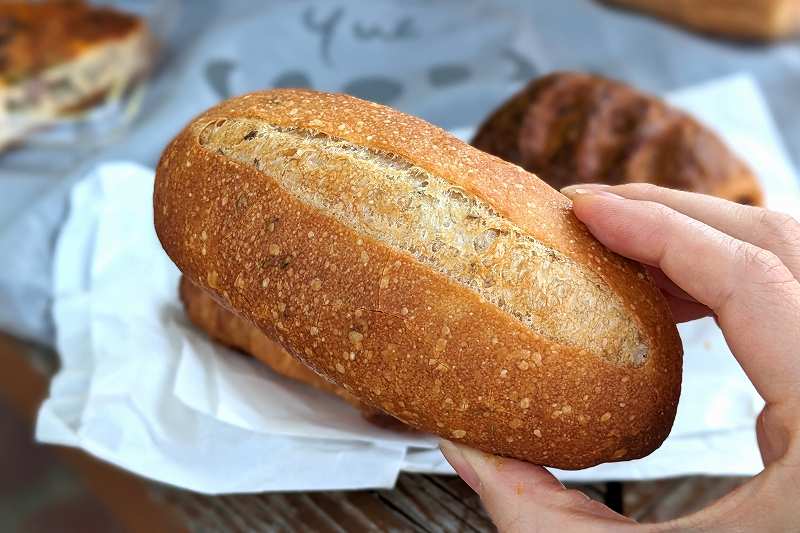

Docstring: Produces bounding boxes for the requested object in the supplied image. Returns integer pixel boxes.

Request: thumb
[439,440,637,532]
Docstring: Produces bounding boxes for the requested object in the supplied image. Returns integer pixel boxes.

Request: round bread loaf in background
[472,71,764,206]
[154,88,682,469]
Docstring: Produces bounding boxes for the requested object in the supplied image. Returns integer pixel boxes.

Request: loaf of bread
[0,1,152,150]
[154,88,682,469]
[179,274,405,428]
[472,72,764,206]
[601,0,800,40]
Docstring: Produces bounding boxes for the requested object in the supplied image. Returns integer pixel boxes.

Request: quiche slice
[0,1,152,150]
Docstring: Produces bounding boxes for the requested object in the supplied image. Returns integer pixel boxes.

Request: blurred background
[1,0,799,531]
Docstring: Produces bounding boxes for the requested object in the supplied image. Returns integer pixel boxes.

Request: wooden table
[0,333,746,532]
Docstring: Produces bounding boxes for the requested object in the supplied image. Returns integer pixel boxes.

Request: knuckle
[641,202,681,258]
[649,201,678,222]
[736,241,793,285]
[758,210,800,248]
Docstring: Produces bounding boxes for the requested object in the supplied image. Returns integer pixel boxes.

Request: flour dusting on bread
[198,118,647,366]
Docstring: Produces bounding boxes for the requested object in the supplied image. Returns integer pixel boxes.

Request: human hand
[440,183,800,532]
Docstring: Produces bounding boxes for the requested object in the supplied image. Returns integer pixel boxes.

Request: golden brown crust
[178,275,404,427]
[601,0,800,41]
[0,1,143,84]
[154,89,682,469]
[472,72,764,207]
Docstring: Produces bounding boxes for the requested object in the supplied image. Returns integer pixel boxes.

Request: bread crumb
[499,369,508,378]
[533,429,542,438]
[309,326,319,336]
[335,362,345,373]
[451,429,466,438]
[348,330,364,344]
[269,244,281,255]
[311,278,322,290]
[519,398,530,409]
[379,277,389,289]
[360,251,369,264]
[517,360,530,371]
[600,412,612,422]
[401,307,409,315]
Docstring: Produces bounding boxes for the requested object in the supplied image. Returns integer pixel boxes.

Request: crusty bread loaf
[601,0,800,40]
[154,89,682,469]
[179,274,405,428]
[472,72,764,207]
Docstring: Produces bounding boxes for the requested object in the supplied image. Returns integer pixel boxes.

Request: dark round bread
[472,72,764,206]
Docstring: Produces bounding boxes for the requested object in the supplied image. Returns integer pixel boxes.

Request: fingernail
[439,439,483,493]
[560,184,623,200]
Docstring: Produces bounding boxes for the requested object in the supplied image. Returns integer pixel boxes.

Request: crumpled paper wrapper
[37,74,799,492]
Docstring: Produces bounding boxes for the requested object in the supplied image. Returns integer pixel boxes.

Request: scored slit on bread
[198,119,647,367]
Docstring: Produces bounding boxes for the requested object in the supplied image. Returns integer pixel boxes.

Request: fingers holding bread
[565,183,800,277]
[565,187,800,405]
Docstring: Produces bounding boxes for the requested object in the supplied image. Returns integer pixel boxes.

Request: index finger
[566,183,800,279]
[568,189,800,405]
